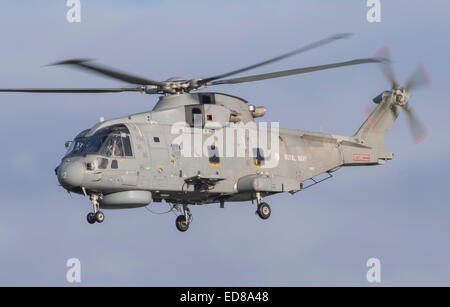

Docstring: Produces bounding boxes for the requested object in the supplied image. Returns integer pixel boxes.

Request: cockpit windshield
[64,124,133,158]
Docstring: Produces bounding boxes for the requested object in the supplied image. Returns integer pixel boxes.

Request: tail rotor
[374,47,431,144]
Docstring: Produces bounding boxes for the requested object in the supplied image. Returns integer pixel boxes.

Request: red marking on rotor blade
[414,131,427,145]
[364,107,375,130]
[420,62,432,86]
[373,46,389,57]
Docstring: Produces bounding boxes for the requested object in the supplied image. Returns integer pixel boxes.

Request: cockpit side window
[99,134,133,157]
[93,125,133,157]
[122,135,133,156]
[100,135,121,157]
[64,124,133,158]
[114,137,124,156]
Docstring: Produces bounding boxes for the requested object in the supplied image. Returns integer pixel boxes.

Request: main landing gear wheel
[257,202,271,220]
[87,212,96,224]
[175,205,192,232]
[95,211,105,223]
[176,215,190,232]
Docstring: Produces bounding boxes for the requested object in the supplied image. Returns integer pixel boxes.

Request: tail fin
[337,91,401,166]
[354,91,401,149]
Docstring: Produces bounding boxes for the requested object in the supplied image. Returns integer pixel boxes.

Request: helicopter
[0,34,430,232]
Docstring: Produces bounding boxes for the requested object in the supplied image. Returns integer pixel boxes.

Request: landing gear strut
[175,204,192,232]
[255,192,271,220]
[87,194,105,224]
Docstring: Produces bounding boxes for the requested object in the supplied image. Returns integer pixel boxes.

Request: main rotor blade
[208,58,381,86]
[403,105,427,144]
[373,46,398,89]
[49,59,165,86]
[0,87,143,93]
[200,33,353,84]
[406,63,431,91]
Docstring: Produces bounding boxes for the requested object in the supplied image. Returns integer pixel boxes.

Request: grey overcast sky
[0,0,449,286]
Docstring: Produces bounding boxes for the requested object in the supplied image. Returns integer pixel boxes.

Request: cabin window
[253,148,265,166]
[208,145,220,164]
[153,137,160,143]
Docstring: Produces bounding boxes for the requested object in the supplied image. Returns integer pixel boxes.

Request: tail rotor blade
[373,46,398,89]
[403,106,427,144]
[406,63,431,91]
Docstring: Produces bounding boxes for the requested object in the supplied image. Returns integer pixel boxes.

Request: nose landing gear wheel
[257,202,271,220]
[176,215,190,232]
[95,211,105,223]
[87,194,105,224]
[87,212,96,224]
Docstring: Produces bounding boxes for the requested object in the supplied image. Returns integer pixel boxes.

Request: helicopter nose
[57,161,85,189]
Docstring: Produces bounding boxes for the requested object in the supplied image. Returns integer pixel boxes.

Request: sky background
[0,0,449,286]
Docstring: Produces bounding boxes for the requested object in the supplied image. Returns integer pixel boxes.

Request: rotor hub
[393,87,410,106]
[165,77,187,82]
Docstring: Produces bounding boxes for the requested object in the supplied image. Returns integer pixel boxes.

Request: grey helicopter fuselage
[56,90,399,210]
[1,33,427,230]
